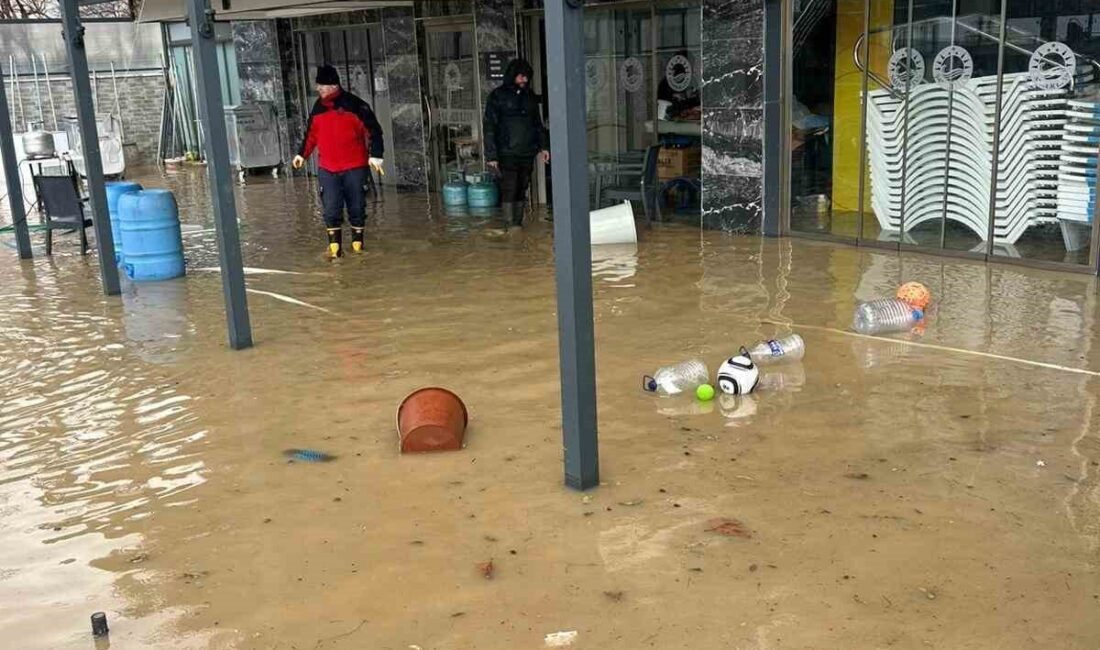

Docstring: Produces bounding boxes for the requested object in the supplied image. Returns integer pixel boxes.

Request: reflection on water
[655,395,716,417]
[2,166,1100,648]
[122,279,191,364]
[591,243,639,286]
[717,394,757,426]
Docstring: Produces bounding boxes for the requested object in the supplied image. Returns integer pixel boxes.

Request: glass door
[899,0,999,255]
[860,0,907,245]
[422,20,481,190]
[295,25,394,179]
[584,4,658,209]
[789,0,846,237]
[990,0,1100,266]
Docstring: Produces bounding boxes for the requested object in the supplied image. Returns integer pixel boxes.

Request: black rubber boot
[500,202,516,228]
[513,202,526,227]
[351,227,365,253]
[326,227,343,258]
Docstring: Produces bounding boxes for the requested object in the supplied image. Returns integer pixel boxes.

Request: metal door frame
[421,16,481,191]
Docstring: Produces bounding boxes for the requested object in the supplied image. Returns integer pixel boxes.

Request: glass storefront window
[583,1,702,220]
[992,1,1099,265]
[791,0,1100,270]
[789,0,860,238]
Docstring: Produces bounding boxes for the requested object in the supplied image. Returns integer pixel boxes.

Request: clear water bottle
[747,334,805,364]
[643,359,710,396]
[852,298,924,335]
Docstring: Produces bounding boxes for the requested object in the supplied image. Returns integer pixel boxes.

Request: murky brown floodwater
[3,166,1100,649]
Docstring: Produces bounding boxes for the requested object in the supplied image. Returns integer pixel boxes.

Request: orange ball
[896,281,931,310]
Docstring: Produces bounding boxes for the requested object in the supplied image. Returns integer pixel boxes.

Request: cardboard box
[657,146,701,179]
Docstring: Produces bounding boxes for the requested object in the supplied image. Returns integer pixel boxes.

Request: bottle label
[767,340,783,357]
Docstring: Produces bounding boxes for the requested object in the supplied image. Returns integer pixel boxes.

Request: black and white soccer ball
[716,348,760,395]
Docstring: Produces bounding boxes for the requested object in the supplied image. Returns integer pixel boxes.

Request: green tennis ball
[696,384,716,402]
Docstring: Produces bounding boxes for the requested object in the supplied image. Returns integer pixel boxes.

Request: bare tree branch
[0,0,133,20]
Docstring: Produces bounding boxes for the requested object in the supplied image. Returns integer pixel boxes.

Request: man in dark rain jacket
[293,64,385,258]
[483,58,550,229]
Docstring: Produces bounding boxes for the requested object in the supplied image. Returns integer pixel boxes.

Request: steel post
[186,0,253,350]
[0,63,31,259]
[58,0,120,295]
[762,0,784,237]
[545,0,599,490]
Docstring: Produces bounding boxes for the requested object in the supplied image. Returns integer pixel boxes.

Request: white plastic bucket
[589,200,637,245]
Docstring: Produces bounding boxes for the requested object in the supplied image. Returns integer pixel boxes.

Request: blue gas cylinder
[467,173,499,209]
[442,172,469,206]
[118,189,185,282]
[105,181,142,264]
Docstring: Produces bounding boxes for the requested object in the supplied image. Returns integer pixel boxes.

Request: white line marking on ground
[773,321,1100,378]
[194,266,307,275]
[246,289,334,314]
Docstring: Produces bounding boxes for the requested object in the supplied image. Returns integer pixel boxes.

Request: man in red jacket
[293,65,385,258]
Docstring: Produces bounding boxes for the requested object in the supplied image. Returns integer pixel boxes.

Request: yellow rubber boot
[351,227,364,253]
[326,228,343,258]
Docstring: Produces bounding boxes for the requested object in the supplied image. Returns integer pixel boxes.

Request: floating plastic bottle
[643,359,710,396]
[852,298,924,335]
[747,334,805,364]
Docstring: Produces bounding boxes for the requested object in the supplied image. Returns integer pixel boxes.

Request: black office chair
[33,164,92,256]
[599,144,662,222]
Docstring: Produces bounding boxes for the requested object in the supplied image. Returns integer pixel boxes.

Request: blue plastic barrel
[118,189,185,282]
[105,181,142,264]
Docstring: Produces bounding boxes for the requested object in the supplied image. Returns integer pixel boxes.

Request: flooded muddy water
[2,167,1100,649]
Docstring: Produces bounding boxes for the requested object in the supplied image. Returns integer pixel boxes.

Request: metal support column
[0,64,31,259]
[761,0,785,237]
[58,0,119,295]
[545,0,599,490]
[186,0,253,350]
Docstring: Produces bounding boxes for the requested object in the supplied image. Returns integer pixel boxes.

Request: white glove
[292,155,305,170]
[369,158,385,175]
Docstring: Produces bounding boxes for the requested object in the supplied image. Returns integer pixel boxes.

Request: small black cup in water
[91,612,109,637]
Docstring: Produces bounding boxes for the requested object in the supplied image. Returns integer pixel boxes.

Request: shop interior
[789,0,1100,269]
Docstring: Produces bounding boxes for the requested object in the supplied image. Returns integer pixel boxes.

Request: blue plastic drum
[118,189,185,282]
[105,181,142,264]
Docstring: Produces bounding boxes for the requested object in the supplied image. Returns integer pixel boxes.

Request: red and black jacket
[300,89,385,173]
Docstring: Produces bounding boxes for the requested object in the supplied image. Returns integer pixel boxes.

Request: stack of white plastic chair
[1057,99,1098,228]
[865,87,906,231]
[867,72,1072,245]
[866,80,992,239]
[982,72,1066,243]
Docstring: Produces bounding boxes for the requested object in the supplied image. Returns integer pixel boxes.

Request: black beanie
[316,64,340,86]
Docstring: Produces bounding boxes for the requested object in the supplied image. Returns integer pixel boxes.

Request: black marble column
[273,18,304,161]
[233,21,292,163]
[700,0,764,232]
[473,0,517,106]
[381,6,428,189]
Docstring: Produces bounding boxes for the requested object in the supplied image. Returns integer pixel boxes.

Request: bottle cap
[912,308,924,321]
[642,375,657,392]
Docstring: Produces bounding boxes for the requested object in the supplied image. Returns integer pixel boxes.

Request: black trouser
[499,158,534,205]
[319,167,367,228]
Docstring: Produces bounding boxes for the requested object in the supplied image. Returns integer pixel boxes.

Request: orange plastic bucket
[397,387,468,453]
